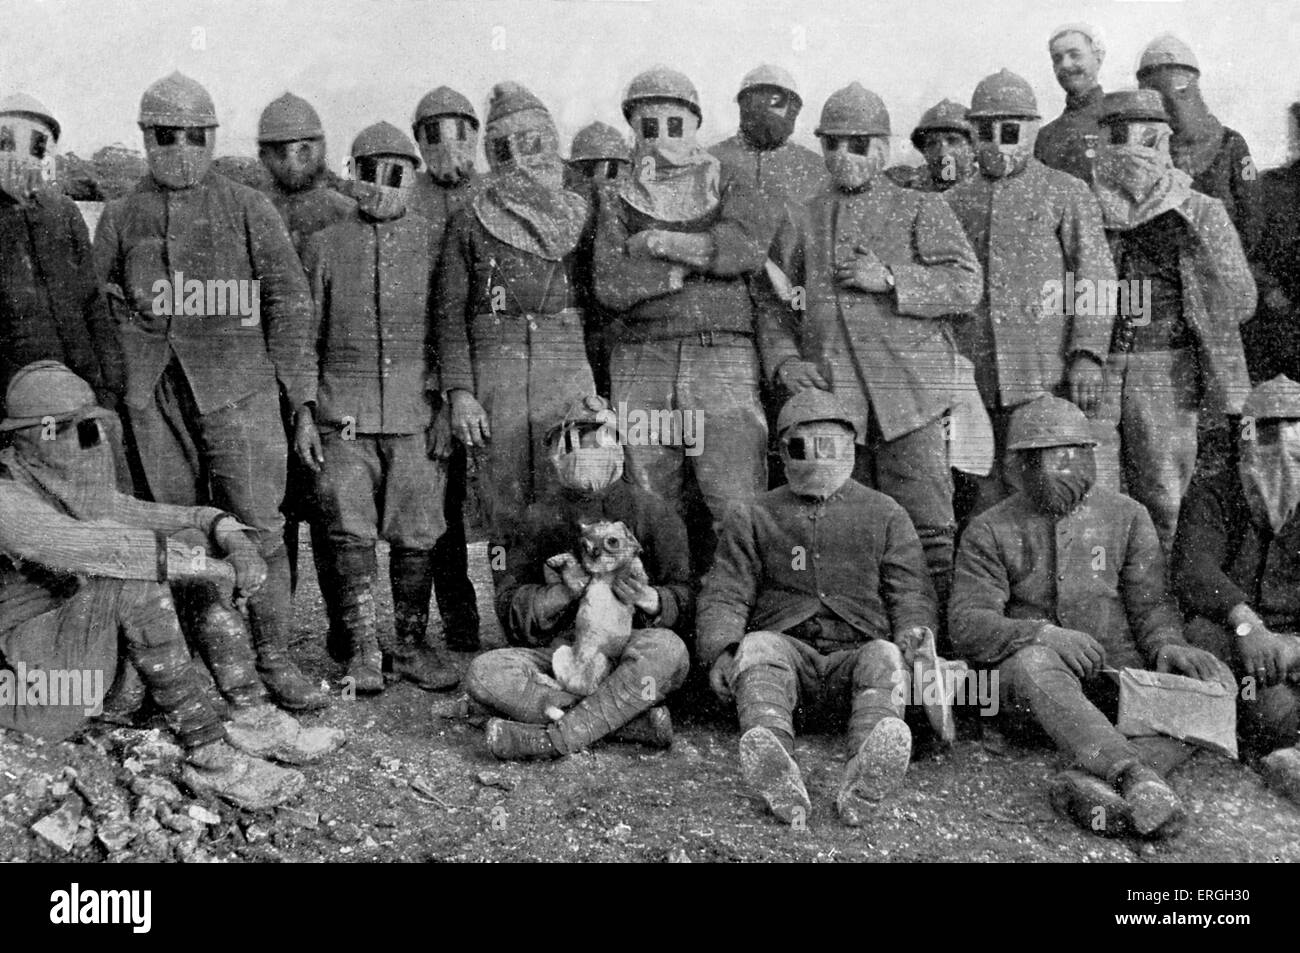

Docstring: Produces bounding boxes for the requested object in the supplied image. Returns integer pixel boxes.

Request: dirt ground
[2,538,1299,864]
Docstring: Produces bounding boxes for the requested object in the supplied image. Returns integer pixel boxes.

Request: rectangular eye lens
[520,132,543,156]
[1109,124,1128,145]
[77,419,102,449]
[604,160,619,180]
[768,91,789,110]
[0,126,13,151]
[848,138,870,156]
[355,156,377,181]
[184,128,207,147]
[29,131,47,159]
[640,117,659,139]
[975,120,994,142]
[999,123,1020,145]
[154,127,179,147]
[1137,126,1159,148]
[492,138,512,163]
[385,164,404,188]
[456,119,467,141]
[424,121,442,144]
[667,116,683,138]
[785,437,808,460]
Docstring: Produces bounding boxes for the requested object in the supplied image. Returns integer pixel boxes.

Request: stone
[130,775,183,805]
[31,801,82,853]
[96,818,136,853]
[277,806,319,830]
[188,804,222,826]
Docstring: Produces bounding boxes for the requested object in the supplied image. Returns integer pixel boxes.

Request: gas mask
[0,114,57,204]
[1239,418,1300,534]
[738,87,799,151]
[781,422,855,500]
[821,135,888,192]
[919,131,975,190]
[259,137,326,193]
[486,112,564,190]
[570,158,628,183]
[10,409,116,520]
[550,422,625,493]
[348,153,415,221]
[974,118,1037,178]
[416,115,477,186]
[145,125,215,190]
[1092,121,1189,230]
[1021,444,1096,517]
[623,100,719,221]
[630,100,707,172]
[1139,68,1209,140]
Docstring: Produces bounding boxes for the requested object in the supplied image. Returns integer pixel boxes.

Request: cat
[545,520,645,717]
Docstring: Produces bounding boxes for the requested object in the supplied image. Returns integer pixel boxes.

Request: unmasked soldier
[0,362,343,810]
[435,82,596,554]
[1035,22,1108,183]
[1137,34,1259,253]
[256,91,354,657]
[886,99,977,193]
[1091,90,1255,556]
[297,123,458,694]
[760,82,982,612]
[1173,376,1300,803]
[700,390,937,827]
[0,93,124,425]
[594,66,774,570]
[945,70,1117,513]
[410,86,484,654]
[1250,105,1300,382]
[467,395,692,760]
[951,396,1230,839]
[566,121,632,399]
[93,72,324,711]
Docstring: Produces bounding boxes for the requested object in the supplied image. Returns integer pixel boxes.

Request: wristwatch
[1235,621,1254,638]
[884,268,896,290]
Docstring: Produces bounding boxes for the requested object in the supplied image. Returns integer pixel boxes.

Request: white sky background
[3,0,1299,172]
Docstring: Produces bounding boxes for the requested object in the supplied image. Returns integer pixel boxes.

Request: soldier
[1035,23,1108,183]
[887,99,977,193]
[296,122,458,694]
[1173,376,1300,802]
[1249,106,1300,382]
[93,72,325,711]
[944,69,1117,513]
[1091,89,1255,555]
[435,82,596,556]
[467,395,692,760]
[593,66,774,570]
[0,362,342,810]
[759,82,983,612]
[566,120,631,190]
[951,396,1231,839]
[410,85,484,653]
[700,390,936,827]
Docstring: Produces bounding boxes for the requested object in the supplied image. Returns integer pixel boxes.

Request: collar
[1065,85,1104,113]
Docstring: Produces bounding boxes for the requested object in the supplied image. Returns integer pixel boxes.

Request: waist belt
[473,307,583,329]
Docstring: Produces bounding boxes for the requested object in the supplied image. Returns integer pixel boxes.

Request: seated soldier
[699,389,934,828]
[466,395,692,759]
[1172,375,1300,801]
[951,395,1229,838]
[0,362,342,810]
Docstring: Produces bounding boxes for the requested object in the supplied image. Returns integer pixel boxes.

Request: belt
[473,307,583,327]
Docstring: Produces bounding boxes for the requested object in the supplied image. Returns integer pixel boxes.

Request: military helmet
[138,71,218,128]
[545,394,618,443]
[815,83,890,138]
[1137,34,1200,79]
[569,122,630,163]
[257,92,323,144]
[910,98,972,150]
[1098,89,1170,126]
[622,67,702,123]
[776,388,857,439]
[968,69,1040,120]
[738,64,802,109]
[0,92,60,142]
[0,361,98,432]
[1006,396,1097,451]
[350,121,419,162]
[412,86,479,133]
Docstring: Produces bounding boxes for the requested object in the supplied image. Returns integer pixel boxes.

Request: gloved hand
[835,245,892,293]
[449,389,491,448]
[611,561,659,616]
[1035,624,1105,679]
[213,517,268,601]
[293,405,325,472]
[777,359,829,394]
[709,649,738,702]
[1156,643,1232,687]
[1067,354,1104,415]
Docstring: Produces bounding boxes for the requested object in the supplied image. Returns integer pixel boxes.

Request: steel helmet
[910,98,972,149]
[350,121,420,162]
[1098,89,1170,126]
[257,92,323,144]
[412,86,479,132]
[1006,396,1097,451]
[1137,34,1200,79]
[622,67,702,123]
[0,92,60,142]
[776,388,857,439]
[815,83,890,138]
[738,64,801,109]
[569,121,630,163]
[545,393,619,443]
[0,361,98,431]
[138,71,218,128]
[968,69,1040,120]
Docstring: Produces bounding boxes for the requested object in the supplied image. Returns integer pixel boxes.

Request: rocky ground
[2,540,1299,864]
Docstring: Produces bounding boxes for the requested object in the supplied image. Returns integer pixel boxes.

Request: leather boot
[549,662,659,753]
[388,547,460,691]
[248,550,328,711]
[189,594,267,710]
[182,738,306,810]
[309,522,350,664]
[608,706,674,749]
[100,655,149,726]
[1118,762,1185,838]
[224,704,346,765]
[335,544,384,694]
[836,716,912,827]
[485,717,561,761]
[739,726,810,825]
[1049,769,1132,837]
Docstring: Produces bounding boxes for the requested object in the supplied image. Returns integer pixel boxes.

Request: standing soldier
[1249,105,1300,383]
[256,91,354,658]
[296,122,459,694]
[1091,90,1255,555]
[759,82,983,612]
[944,69,1116,513]
[93,72,325,711]
[594,66,774,569]
[435,82,596,558]
[887,99,977,193]
[1035,23,1108,183]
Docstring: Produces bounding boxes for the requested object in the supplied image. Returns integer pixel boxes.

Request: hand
[709,650,738,702]
[293,406,325,472]
[449,389,491,448]
[777,359,829,394]
[544,552,591,598]
[834,245,892,293]
[428,399,454,460]
[895,625,934,669]
[611,563,660,616]
[1067,355,1104,415]
[1036,624,1106,679]
[1156,643,1232,686]
[213,521,268,601]
[625,230,664,259]
[1265,286,1292,314]
[1236,628,1291,688]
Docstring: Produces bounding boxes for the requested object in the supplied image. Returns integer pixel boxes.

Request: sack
[1112,667,1237,760]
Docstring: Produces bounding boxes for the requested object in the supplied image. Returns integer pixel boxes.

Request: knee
[1000,643,1071,689]
[734,630,791,674]
[628,628,690,681]
[1246,685,1300,749]
[852,638,905,690]
[464,651,512,707]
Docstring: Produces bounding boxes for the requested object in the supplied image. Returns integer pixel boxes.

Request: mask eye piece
[154,127,179,147]
[184,128,207,147]
[492,137,512,164]
[667,116,683,138]
[975,120,995,142]
[77,419,102,449]
[847,137,871,156]
[423,121,442,145]
[999,122,1020,146]
[1109,124,1128,146]
[604,160,619,179]
[785,437,809,460]
[640,117,659,139]
[30,132,47,159]
[385,164,404,188]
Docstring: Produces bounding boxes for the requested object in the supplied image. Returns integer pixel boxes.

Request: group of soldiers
[1,19,1300,835]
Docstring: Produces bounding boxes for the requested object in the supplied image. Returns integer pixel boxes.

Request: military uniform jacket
[943,159,1116,409]
[265,181,355,260]
[759,178,983,442]
[93,171,316,414]
[1034,85,1106,184]
[708,135,828,226]
[951,487,1185,669]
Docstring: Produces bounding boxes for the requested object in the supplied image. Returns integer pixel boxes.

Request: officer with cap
[887,98,977,192]
[952,395,1229,839]
[1035,22,1108,183]
[945,69,1118,514]
[466,393,692,761]
[296,122,459,694]
[760,82,982,614]
[700,389,938,827]
[93,71,324,712]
